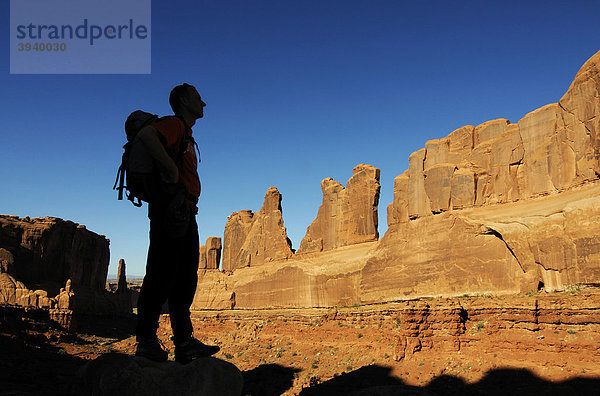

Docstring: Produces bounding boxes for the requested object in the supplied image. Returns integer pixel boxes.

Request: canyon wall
[0,216,109,293]
[191,50,600,310]
[0,215,130,317]
[388,50,600,224]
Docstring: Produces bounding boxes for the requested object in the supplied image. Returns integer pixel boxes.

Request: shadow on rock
[73,312,137,339]
[72,353,243,396]
[0,306,86,395]
[242,363,301,396]
[299,364,600,396]
[299,365,430,395]
[426,368,600,396]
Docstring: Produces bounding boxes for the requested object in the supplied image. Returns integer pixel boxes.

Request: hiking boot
[135,335,168,362]
[175,337,220,364]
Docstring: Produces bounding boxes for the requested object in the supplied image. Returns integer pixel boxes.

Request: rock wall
[0,215,109,293]
[0,215,130,317]
[298,164,381,254]
[388,51,600,226]
[222,187,293,272]
[191,50,600,310]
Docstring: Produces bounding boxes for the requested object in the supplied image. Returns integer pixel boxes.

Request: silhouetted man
[135,83,219,363]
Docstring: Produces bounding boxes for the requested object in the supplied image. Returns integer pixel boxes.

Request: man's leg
[135,207,182,362]
[170,216,220,363]
[168,216,199,344]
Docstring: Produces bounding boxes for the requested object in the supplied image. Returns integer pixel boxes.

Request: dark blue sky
[1,0,599,275]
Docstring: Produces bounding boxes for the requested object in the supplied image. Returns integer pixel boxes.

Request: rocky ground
[2,289,600,395]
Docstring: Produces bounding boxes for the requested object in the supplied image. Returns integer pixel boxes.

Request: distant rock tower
[117,259,127,293]
[222,187,293,271]
[199,237,222,270]
[298,164,381,253]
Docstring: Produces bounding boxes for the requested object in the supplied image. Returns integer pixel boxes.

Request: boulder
[72,353,243,396]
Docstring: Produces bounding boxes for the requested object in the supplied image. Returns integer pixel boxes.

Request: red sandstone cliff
[191,50,600,310]
[0,215,129,317]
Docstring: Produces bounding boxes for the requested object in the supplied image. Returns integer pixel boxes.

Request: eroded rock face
[190,51,600,310]
[0,248,14,274]
[222,187,293,272]
[298,164,381,253]
[559,49,600,176]
[193,183,600,309]
[192,269,235,310]
[0,215,130,316]
[198,237,221,270]
[0,272,76,328]
[0,215,109,293]
[390,51,600,224]
[206,237,222,270]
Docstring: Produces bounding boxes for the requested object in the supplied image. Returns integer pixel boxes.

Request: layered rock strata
[0,215,109,293]
[298,164,381,254]
[0,215,130,316]
[189,291,600,378]
[222,187,293,272]
[387,51,600,225]
[192,50,600,310]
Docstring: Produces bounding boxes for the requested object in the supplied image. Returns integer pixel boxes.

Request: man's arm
[137,125,179,183]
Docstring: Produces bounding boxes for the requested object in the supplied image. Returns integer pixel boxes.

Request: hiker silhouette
[133,83,219,363]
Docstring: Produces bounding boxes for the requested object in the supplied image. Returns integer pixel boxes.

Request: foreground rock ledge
[72,353,243,396]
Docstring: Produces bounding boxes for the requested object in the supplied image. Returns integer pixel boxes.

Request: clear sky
[1,0,599,277]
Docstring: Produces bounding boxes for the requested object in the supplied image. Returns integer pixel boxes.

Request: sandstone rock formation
[0,271,76,328]
[191,50,600,310]
[298,164,381,254]
[0,215,130,317]
[0,215,109,293]
[199,237,222,270]
[72,353,243,396]
[117,259,127,293]
[0,248,14,274]
[192,269,236,310]
[222,187,293,271]
[388,51,600,225]
[0,272,54,308]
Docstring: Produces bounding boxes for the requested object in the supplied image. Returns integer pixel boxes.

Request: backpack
[113,111,191,207]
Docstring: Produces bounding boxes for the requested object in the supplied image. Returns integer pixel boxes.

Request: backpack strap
[113,164,124,200]
[113,148,128,200]
[174,116,201,164]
